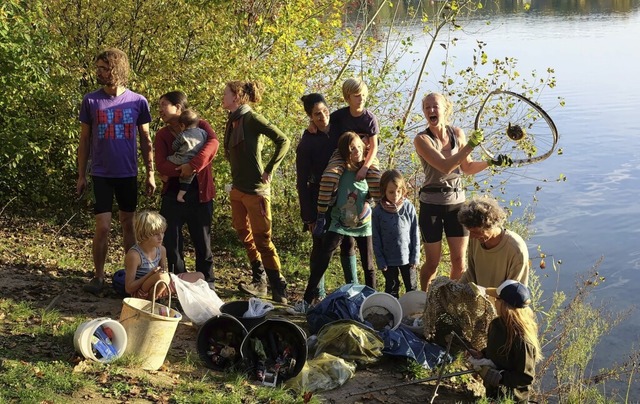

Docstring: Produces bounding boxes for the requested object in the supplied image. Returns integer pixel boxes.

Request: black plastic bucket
[240,318,307,384]
[220,300,267,331]
[197,314,247,370]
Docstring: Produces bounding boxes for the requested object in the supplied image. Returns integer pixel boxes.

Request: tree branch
[386,0,471,168]
[333,0,389,87]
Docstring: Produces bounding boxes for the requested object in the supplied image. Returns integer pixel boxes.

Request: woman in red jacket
[154,91,220,285]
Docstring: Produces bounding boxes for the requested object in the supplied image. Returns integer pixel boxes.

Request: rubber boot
[238,260,268,297]
[341,255,359,285]
[316,274,326,300]
[265,268,288,304]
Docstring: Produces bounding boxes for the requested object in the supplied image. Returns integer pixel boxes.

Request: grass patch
[0,217,327,403]
[4,208,636,402]
[0,360,90,403]
[0,291,316,403]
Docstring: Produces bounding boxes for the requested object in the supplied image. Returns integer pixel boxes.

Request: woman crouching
[470,280,542,403]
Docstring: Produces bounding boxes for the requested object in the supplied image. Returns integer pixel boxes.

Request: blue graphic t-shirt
[329,169,372,237]
[79,88,152,177]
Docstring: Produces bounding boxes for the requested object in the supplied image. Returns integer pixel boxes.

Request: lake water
[377,0,640,397]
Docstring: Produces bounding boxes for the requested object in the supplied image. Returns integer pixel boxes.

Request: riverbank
[0,216,479,403]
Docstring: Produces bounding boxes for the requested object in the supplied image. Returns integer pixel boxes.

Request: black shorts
[92,176,138,214]
[419,202,469,243]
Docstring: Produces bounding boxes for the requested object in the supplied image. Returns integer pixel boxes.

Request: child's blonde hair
[342,78,368,101]
[134,211,167,243]
[380,169,407,198]
[497,301,543,363]
[337,131,365,171]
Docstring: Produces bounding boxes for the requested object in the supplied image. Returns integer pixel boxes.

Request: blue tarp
[306,283,376,335]
[306,284,449,369]
[379,325,450,369]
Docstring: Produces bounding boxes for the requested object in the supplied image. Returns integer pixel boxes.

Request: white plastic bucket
[398,290,428,334]
[74,317,128,363]
[359,292,403,331]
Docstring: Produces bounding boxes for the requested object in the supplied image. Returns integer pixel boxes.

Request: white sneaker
[286,300,312,315]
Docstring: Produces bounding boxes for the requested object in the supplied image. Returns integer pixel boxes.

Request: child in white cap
[468,280,542,403]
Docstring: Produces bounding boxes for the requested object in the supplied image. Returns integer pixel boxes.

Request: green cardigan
[226,110,290,195]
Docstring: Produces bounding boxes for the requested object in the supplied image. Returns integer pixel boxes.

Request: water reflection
[361,0,640,21]
[349,0,640,396]
[469,0,639,15]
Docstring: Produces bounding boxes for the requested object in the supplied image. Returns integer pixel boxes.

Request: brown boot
[238,261,268,297]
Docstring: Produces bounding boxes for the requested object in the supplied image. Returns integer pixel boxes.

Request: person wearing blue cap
[469,280,542,403]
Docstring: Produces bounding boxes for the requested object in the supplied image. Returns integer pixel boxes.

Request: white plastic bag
[244,297,274,317]
[284,352,356,393]
[468,357,496,371]
[170,273,224,325]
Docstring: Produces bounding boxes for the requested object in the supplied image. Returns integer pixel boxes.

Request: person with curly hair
[457,197,529,288]
[77,48,155,295]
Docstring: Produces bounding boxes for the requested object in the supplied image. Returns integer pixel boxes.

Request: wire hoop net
[475,90,559,166]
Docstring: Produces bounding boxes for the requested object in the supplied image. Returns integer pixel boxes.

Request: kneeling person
[457,197,529,288]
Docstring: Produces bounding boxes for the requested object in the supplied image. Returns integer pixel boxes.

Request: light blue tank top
[130,244,162,279]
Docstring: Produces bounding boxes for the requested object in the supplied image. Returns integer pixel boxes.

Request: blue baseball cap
[487,280,531,308]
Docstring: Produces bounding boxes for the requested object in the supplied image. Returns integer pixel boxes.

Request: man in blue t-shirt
[76,48,155,295]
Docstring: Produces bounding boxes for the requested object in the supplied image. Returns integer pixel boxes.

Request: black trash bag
[378,325,451,370]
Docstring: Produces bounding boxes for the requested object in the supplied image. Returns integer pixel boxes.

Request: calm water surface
[391,0,640,396]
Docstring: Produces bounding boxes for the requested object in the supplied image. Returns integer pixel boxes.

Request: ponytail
[226,80,264,105]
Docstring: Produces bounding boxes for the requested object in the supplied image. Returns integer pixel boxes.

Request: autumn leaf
[98,372,109,384]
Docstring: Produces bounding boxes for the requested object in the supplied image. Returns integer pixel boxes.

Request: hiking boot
[238,260,268,297]
[271,291,288,304]
[266,268,288,304]
[83,277,104,295]
[238,280,268,297]
[286,300,312,315]
[250,260,267,283]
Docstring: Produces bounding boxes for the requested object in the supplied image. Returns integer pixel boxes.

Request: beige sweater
[459,229,529,288]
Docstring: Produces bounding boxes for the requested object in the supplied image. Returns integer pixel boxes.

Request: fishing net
[423,276,496,352]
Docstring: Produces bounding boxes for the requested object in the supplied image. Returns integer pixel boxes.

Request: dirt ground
[315,359,478,403]
[0,254,474,403]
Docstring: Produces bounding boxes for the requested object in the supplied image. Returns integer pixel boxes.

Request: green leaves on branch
[0,0,351,218]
